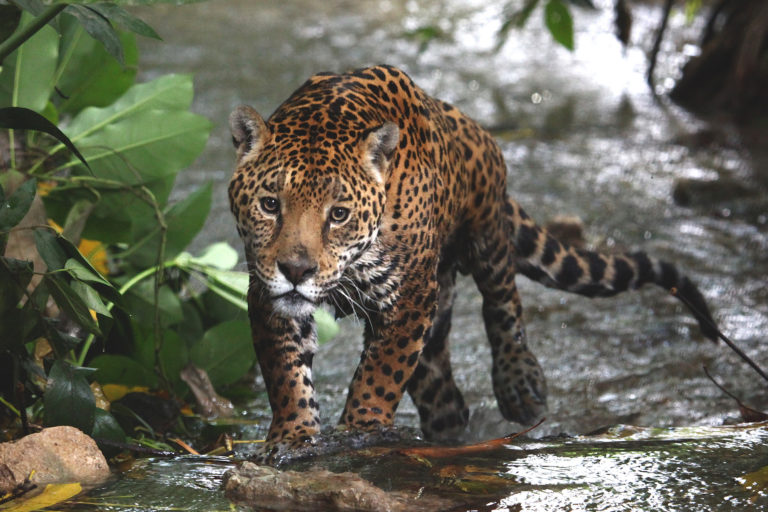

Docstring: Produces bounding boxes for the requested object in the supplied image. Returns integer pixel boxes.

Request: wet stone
[222,461,450,511]
[0,426,110,493]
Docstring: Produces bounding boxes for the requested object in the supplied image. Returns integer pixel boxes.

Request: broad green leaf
[57,74,211,208]
[0,107,91,169]
[544,0,574,51]
[157,329,189,394]
[184,242,240,271]
[198,268,248,311]
[315,308,340,344]
[87,3,160,39]
[0,177,36,230]
[190,320,255,388]
[131,327,189,394]
[64,73,198,142]
[45,273,102,336]
[64,4,124,64]
[44,360,96,434]
[56,17,138,115]
[68,109,211,202]
[34,229,68,271]
[128,182,212,268]
[0,10,58,111]
[92,408,126,444]
[90,354,157,387]
[123,281,183,328]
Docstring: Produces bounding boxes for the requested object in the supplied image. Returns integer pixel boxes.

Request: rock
[223,462,450,511]
[0,426,110,493]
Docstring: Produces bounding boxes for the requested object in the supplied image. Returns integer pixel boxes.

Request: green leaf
[65,258,110,287]
[34,229,68,271]
[199,268,248,311]
[45,273,102,336]
[0,10,58,111]
[184,242,240,271]
[71,280,111,318]
[60,74,211,203]
[0,177,36,230]
[156,329,189,394]
[10,0,46,17]
[86,3,160,40]
[128,182,212,268]
[190,321,255,388]
[44,360,96,434]
[0,107,91,170]
[544,0,574,51]
[90,354,157,387]
[123,281,183,328]
[0,257,33,316]
[55,16,138,116]
[64,4,124,64]
[315,308,340,344]
[92,408,126,444]
[130,327,189,394]
[43,231,121,304]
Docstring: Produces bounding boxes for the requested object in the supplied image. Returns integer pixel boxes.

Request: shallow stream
[35,0,768,509]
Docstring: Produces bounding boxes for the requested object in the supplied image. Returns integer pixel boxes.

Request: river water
[72,0,768,508]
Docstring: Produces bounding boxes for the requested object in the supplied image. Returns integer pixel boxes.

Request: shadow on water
[39,0,768,509]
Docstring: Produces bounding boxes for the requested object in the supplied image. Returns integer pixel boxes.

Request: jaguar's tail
[505,198,719,341]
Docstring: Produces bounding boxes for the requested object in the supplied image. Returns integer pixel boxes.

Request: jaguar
[228,64,717,463]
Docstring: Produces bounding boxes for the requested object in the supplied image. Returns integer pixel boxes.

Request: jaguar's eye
[259,197,280,215]
[329,206,350,224]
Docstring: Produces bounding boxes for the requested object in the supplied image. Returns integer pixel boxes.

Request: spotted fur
[228,65,717,463]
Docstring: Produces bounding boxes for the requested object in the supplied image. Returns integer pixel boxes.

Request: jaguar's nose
[278,259,318,285]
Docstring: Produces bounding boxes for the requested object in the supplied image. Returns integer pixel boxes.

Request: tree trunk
[670,0,768,119]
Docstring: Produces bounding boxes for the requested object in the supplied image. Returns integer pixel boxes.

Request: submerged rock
[223,461,450,511]
[0,426,110,493]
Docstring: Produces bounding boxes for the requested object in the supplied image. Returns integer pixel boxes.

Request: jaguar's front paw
[250,435,317,466]
[493,358,548,425]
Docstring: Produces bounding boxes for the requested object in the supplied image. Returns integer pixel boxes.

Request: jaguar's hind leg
[407,266,469,440]
[471,218,548,425]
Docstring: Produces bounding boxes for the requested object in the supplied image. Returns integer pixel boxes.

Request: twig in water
[398,418,545,459]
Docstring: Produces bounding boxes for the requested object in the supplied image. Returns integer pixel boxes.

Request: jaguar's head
[228,105,399,317]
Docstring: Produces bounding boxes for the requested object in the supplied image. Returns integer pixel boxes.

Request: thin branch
[398,418,546,459]
[647,0,674,91]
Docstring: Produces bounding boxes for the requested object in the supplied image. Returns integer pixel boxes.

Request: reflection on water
[96,0,768,507]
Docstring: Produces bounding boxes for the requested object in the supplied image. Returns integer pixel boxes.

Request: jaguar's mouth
[273,290,317,317]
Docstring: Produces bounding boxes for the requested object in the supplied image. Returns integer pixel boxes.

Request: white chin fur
[273,295,316,318]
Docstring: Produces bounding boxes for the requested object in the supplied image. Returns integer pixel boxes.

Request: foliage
[0,1,340,448]
[499,0,577,51]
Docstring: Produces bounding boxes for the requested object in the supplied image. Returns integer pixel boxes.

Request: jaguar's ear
[362,122,399,184]
[229,105,268,161]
